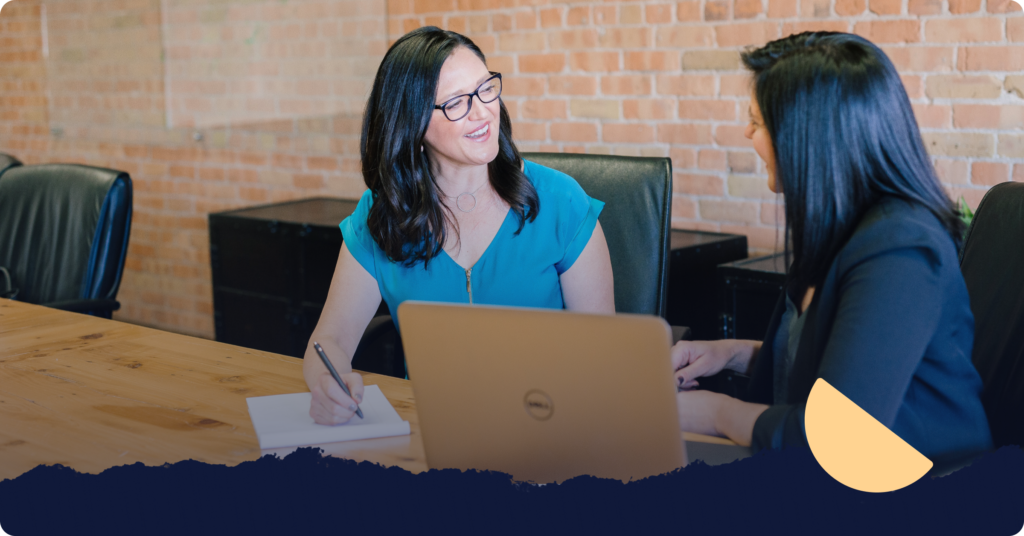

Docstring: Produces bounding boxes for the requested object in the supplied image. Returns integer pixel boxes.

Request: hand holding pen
[308,341,365,425]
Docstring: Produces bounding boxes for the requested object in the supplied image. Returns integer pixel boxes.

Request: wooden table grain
[0,299,730,481]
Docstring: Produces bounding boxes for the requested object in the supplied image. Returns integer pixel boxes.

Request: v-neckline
[441,207,514,272]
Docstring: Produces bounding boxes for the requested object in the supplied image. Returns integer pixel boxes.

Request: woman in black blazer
[673,32,992,465]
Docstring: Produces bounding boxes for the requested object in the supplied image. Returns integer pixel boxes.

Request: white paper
[246,385,411,449]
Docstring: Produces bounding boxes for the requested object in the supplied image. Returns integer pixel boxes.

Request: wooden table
[0,299,731,481]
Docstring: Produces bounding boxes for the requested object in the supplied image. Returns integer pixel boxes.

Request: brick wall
[162,0,386,128]
[0,0,1021,339]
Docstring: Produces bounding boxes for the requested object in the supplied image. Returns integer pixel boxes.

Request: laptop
[397,301,687,483]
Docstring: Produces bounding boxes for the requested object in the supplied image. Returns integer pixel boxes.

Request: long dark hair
[360,26,539,266]
[741,32,964,293]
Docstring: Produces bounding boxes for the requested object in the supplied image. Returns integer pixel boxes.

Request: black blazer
[748,197,993,464]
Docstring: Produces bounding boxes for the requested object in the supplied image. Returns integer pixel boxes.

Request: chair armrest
[671,325,691,344]
[42,299,121,314]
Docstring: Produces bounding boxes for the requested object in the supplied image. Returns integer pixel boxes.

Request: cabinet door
[214,289,293,356]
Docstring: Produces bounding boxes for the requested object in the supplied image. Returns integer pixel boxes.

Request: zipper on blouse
[465,268,473,305]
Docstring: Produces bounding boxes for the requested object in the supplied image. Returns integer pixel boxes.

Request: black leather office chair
[959,181,1024,448]
[0,164,133,318]
[523,152,674,317]
[0,153,21,176]
[351,153,679,378]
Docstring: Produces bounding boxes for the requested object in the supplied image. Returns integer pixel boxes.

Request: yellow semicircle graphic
[805,378,932,493]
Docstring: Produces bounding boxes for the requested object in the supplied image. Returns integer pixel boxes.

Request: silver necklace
[443,181,489,213]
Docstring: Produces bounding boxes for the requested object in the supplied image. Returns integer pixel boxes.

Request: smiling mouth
[465,123,489,139]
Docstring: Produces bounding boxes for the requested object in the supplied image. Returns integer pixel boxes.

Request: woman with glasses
[671,33,991,466]
[303,27,614,425]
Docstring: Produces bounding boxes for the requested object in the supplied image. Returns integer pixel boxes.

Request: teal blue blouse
[339,160,604,326]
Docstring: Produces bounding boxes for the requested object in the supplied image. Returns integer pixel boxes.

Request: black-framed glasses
[433,72,502,122]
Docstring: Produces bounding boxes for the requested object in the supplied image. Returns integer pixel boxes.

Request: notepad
[246,385,411,449]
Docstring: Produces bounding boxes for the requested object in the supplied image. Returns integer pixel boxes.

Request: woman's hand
[676,390,726,436]
[676,390,769,447]
[672,339,760,390]
[309,370,365,425]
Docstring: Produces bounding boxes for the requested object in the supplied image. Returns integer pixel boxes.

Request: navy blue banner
[1,446,1022,535]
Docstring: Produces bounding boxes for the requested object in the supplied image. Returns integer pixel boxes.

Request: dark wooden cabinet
[209,197,387,359]
[665,230,748,340]
[718,253,787,340]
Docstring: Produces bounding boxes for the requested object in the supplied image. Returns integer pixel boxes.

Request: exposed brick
[714,125,752,147]
[521,100,567,120]
[933,158,970,185]
[836,0,866,16]
[999,134,1024,158]
[909,0,942,14]
[953,104,1024,129]
[960,46,1024,71]
[598,27,650,49]
[682,51,742,70]
[869,0,902,14]
[1015,164,1024,182]
[720,74,753,96]
[926,18,1004,43]
[921,133,996,157]
[679,99,737,120]
[735,0,764,18]
[902,74,924,99]
[913,104,953,129]
[988,0,1024,13]
[728,151,759,173]
[569,51,620,72]
[705,1,730,20]
[800,0,832,17]
[601,75,652,95]
[623,99,676,120]
[782,21,850,35]
[1007,76,1024,99]
[656,74,716,96]
[699,199,760,223]
[603,124,655,143]
[625,51,680,71]
[948,0,982,12]
[656,26,716,48]
[971,162,1010,186]
[566,6,589,25]
[550,122,598,142]
[677,1,702,21]
[570,99,620,119]
[672,195,698,220]
[646,4,675,23]
[676,173,726,195]
[504,76,545,97]
[498,32,546,52]
[853,20,920,44]
[514,10,536,30]
[620,5,644,24]
[670,147,698,169]
[519,53,565,73]
[549,75,598,95]
[1010,18,1024,42]
[729,175,776,199]
[698,149,727,170]
[768,0,799,18]
[926,75,1002,99]
[881,46,955,73]
[658,124,714,144]
[716,22,781,48]
[549,29,598,50]
[539,7,564,28]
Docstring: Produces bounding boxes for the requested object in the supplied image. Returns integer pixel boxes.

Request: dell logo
[524,390,554,421]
